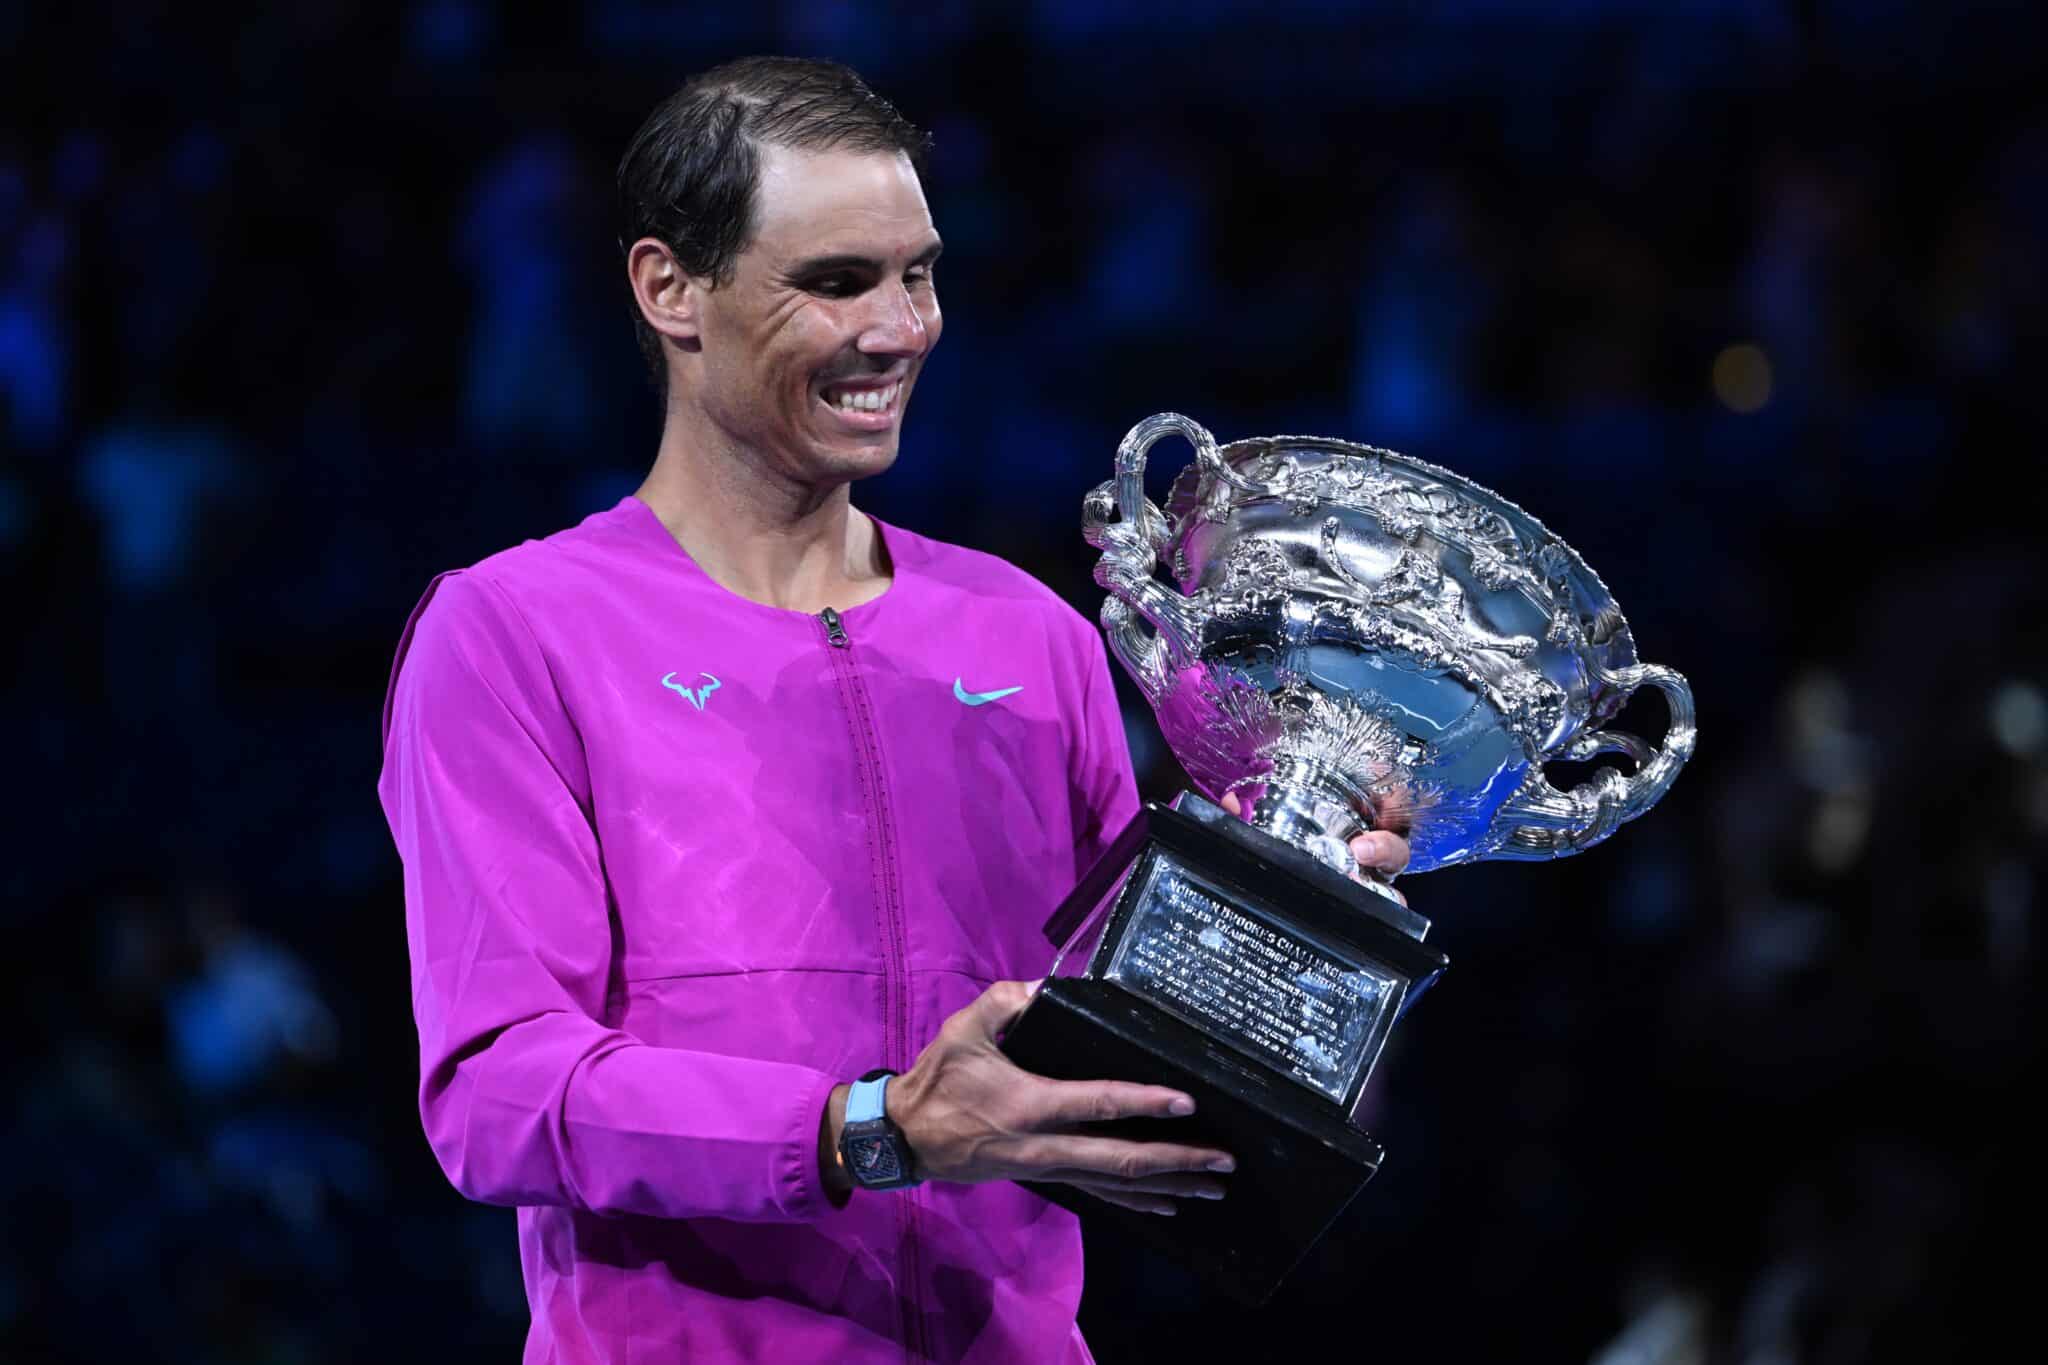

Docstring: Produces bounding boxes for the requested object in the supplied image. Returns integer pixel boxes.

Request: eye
[906,266,935,289]
[809,273,864,298]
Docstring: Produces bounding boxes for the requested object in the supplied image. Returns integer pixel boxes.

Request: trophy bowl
[1000,412,1696,1304]
[1084,411,1696,876]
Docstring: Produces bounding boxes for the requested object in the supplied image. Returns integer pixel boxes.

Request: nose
[857,280,935,360]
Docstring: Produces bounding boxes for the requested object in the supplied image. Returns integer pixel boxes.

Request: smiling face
[681,143,943,488]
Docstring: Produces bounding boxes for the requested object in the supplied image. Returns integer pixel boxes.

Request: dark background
[5,2,2043,1361]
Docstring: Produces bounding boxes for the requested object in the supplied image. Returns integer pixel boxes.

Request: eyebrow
[784,240,944,278]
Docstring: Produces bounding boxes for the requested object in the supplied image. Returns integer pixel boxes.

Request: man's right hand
[882,980,1234,1216]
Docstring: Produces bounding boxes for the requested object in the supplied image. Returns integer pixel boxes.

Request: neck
[634,403,892,615]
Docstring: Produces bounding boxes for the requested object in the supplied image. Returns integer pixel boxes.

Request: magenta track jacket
[376,495,1140,1362]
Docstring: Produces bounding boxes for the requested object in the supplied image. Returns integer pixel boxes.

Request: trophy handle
[1496,662,1697,859]
[1083,414,1212,688]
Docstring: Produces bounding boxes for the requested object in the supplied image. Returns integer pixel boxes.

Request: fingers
[1061,1173,1230,1217]
[1030,1078,1198,1126]
[1069,1183,1180,1217]
[1009,1133,1234,1183]
[1045,1171,1228,1200]
[1348,829,1410,877]
[1221,789,1413,886]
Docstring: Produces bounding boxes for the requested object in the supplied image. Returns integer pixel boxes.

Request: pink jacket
[376,495,1140,1362]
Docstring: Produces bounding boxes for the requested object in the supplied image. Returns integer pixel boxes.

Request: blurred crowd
[4,3,2042,1362]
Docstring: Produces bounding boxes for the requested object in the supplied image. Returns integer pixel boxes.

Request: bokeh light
[1711,342,1773,413]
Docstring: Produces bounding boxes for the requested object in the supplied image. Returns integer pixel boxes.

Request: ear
[627,238,704,350]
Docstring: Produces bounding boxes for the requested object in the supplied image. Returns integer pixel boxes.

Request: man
[376,57,1411,1362]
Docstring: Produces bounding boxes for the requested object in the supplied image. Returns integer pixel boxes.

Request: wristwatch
[837,1069,919,1190]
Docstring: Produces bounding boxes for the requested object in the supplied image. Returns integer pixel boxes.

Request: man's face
[687,143,943,486]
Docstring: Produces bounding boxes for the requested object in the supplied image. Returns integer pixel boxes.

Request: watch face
[847,1133,906,1185]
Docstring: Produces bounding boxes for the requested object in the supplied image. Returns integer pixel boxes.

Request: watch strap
[846,1072,892,1125]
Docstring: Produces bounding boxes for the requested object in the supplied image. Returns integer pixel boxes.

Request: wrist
[887,1060,923,1134]
[820,1082,853,1204]
[836,1069,921,1190]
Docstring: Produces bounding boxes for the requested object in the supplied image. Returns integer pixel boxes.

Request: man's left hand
[1217,791,1411,906]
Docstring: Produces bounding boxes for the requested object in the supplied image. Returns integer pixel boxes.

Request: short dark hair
[616,56,932,393]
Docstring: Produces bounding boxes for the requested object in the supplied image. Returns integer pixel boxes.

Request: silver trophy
[1001,412,1696,1303]
[1089,410,1696,876]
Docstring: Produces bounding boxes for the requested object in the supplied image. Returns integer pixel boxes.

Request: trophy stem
[1239,756,1374,876]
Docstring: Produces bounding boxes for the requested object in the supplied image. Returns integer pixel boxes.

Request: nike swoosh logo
[954,678,1023,707]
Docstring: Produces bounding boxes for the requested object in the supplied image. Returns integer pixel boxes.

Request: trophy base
[1001,975,1384,1307]
[1000,797,1448,1304]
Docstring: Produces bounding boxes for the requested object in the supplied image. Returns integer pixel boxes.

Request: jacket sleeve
[376,570,843,1223]
[1069,626,1143,876]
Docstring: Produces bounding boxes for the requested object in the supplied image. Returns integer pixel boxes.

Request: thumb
[965,979,1039,1038]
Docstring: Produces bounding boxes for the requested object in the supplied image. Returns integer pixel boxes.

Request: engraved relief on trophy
[1218,538,1294,600]
[1318,517,1541,664]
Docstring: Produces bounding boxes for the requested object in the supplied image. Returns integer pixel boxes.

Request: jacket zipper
[816,606,924,1362]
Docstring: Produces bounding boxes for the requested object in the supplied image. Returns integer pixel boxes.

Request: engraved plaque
[1102,853,1408,1103]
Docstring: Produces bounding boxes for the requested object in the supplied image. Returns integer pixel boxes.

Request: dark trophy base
[1001,976,1384,1305]
[999,797,1448,1306]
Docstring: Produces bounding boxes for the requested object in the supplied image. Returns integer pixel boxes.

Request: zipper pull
[819,606,849,648]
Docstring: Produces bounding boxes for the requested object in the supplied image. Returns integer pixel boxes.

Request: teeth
[828,384,898,414]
